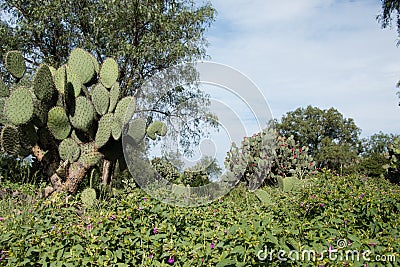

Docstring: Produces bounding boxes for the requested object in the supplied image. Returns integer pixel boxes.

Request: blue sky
[204,0,400,137]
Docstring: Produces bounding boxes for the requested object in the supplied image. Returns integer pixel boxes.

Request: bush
[224,128,315,190]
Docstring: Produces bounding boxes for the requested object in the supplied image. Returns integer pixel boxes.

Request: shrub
[224,128,315,190]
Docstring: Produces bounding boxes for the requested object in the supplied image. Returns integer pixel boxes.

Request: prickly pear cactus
[224,128,315,190]
[0,48,167,194]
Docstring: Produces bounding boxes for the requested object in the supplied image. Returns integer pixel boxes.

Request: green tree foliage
[0,0,216,148]
[0,0,217,187]
[377,0,400,39]
[275,106,361,172]
[353,132,398,178]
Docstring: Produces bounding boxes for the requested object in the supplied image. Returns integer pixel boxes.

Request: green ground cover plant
[0,172,398,266]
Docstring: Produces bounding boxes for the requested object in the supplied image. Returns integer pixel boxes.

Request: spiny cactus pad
[126,118,146,143]
[0,80,9,97]
[79,142,102,167]
[5,51,26,79]
[47,107,71,140]
[100,57,119,88]
[66,66,82,97]
[147,121,167,140]
[33,64,56,102]
[111,117,122,140]
[5,86,34,125]
[108,82,120,113]
[278,176,301,192]
[54,65,67,94]
[59,138,80,162]
[68,48,96,84]
[81,188,96,207]
[0,98,6,124]
[91,83,109,115]
[95,113,113,148]
[114,96,136,124]
[90,54,100,74]
[69,96,94,131]
[0,125,21,155]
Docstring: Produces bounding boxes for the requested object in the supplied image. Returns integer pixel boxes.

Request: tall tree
[276,106,361,171]
[0,0,216,187]
[377,0,400,40]
[377,0,400,105]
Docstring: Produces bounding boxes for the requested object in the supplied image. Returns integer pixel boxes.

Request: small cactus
[59,138,80,162]
[4,86,34,125]
[5,51,26,79]
[108,82,120,113]
[91,83,109,115]
[147,121,167,140]
[47,107,71,140]
[69,96,95,131]
[81,188,96,208]
[67,48,96,84]
[100,57,119,88]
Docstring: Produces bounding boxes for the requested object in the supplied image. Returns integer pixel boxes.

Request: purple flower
[0,217,5,221]
[210,242,215,249]
[138,207,142,211]
[153,227,158,234]
[98,221,102,225]
[319,203,325,207]
[300,202,304,207]
[359,193,365,198]
[344,219,349,225]
[202,258,204,263]
[87,224,91,230]
[167,257,174,264]
[127,216,131,220]
[110,215,116,220]
[148,254,153,259]
[143,197,147,202]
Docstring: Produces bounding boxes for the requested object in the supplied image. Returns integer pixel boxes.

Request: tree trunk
[101,159,115,185]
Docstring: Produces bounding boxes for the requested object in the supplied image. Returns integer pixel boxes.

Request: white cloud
[206,0,400,137]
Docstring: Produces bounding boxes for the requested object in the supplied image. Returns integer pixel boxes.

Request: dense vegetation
[0,171,399,266]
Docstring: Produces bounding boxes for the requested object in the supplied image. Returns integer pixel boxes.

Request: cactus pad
[278,176,301,192]
[111,117,122,140]
[33,64,56,102]
[0,80,9,97]
[47,106,71,140]
[91,83,109,115]
[5,86,34,125]
[147,121,167,140]
[59,138,80,162]
[68,48,96,84]
[108,82,120,113]
[81,188,96,207]
[95,113,113,148]
[0,98,6,124]
[54,65,67,94]
[90,54,100,74]
[100,57,119,88]
[5,51,26,79]
[79,142,102,167]
[66,66,82,97]
[126,118,146,143]
[69,96,94,131]
[0,125,21,155]
[114,96,136,124]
